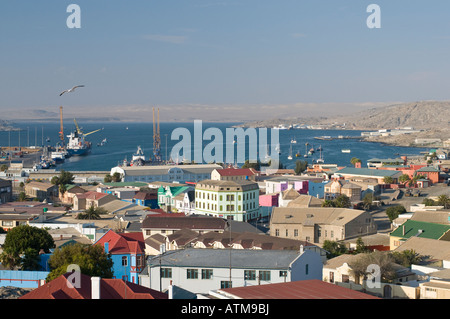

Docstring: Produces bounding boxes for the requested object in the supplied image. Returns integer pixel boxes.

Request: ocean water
[0,121,428,171]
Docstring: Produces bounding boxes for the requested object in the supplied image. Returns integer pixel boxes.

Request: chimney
[91,276,101,299]
[299,245,304,254]
[168,280,173,299]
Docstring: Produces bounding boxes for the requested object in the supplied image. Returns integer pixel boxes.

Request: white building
[110,164,222,183]
[139,247,323,294]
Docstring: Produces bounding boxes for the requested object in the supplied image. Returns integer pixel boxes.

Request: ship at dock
[66,119,102,156]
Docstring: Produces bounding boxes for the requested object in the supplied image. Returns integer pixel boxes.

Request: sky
[1,0,450,122]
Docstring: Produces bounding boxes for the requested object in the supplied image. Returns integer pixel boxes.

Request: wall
[0,270,49,288]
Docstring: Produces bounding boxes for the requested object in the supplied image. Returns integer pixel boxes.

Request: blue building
[94,230,146,284]
[133,191,159,208]
[308,180,327,199]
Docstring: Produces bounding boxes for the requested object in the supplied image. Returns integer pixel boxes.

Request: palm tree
[437,195,450,209]
[77,205,103,220]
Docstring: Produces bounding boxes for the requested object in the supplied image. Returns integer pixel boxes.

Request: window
[294,229,298,237]
[221,281,232,289]
[122,256,128,266]
[187,269,198,279]
[285,229,288,237]
[279,271,287,278]
[244,270,256,281]
[305,264,309,275]
[342,275,350,283]
[202,269,213,279]
[161,268,172,278]
[275,229,279,237]
[2,221,13,227]
[259,271,271,281]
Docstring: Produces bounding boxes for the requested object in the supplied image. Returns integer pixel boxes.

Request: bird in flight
[60,85,85,96]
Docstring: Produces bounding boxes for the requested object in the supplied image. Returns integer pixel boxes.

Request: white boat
[288,144,293,160]
[291,137,297,144]
[341,149,351,153]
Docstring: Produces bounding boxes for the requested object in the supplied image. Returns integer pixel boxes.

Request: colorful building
[94,230,146,284]
[195,179,260,222]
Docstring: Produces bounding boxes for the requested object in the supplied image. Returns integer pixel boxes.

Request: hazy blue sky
[1,1,450,121]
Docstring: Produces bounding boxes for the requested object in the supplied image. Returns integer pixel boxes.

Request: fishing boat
[66,119,102,156]
[291,137,297,144]
[308,147,315,155]
[50,151,66,164]
[341,149,351,153]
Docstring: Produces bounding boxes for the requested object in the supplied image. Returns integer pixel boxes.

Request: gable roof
[94,230,145,255]
[335,167,401,177]
[281,188,300,200]
[142,215,227,231]
[19,272,167,299]
[214,168,256,176]
[287,195,324,208]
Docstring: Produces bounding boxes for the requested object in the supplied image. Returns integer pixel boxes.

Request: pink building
[259,194,279,207]
[294,181,309,194]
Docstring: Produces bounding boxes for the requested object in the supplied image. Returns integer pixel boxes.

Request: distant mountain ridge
[323,101,450,130]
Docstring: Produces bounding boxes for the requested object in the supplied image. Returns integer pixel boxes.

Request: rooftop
[217,279,379,299]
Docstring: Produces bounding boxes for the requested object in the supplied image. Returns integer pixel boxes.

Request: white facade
[110,164,222,183]
[139,248,323,294]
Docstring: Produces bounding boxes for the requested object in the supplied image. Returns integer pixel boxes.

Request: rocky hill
[321,101,450,130]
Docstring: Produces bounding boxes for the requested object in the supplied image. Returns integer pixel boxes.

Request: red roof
[215,168,256,176]
[20,273,167,299]
[94,230,145,255]
[219,280,379,299]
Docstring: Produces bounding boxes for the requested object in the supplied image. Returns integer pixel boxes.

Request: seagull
[59,85,85,96]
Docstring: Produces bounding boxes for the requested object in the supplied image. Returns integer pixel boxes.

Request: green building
[195,179,260,222]
[158,185,192,212]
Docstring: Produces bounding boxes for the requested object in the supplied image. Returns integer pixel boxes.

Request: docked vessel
[341,149,351,153]
[66,119,102,156]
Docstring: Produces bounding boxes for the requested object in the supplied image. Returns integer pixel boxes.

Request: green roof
[416,166,439,172]
[391,220,450,240]
[158,185,190,196]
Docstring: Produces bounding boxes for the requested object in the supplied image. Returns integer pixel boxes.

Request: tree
[355,237,370,254]
[322,240,348,258]
[51,170,75,186]
[17,192,27,201]
[399,174,411,185]
[422,198,436,206]
[321,199,336,208]
[350,157,361,166]
[104,174,113,183]
[334,194,351,208]
[383,176,394,184]
[111,172,122,183]
[294,160,308,175]
[390,249,423,268]
[0,225,55,269]
[436,195,450,209]
[0,164,8,171]
[349,251,397,283]
[77,205,106,220]
[241,160,260,171]
[46,243,114,282]
[386,205,406,223]
[362,193,374,211]
[20,248,41,271]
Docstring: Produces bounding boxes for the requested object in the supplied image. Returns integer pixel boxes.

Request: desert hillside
[323,101,450,130]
